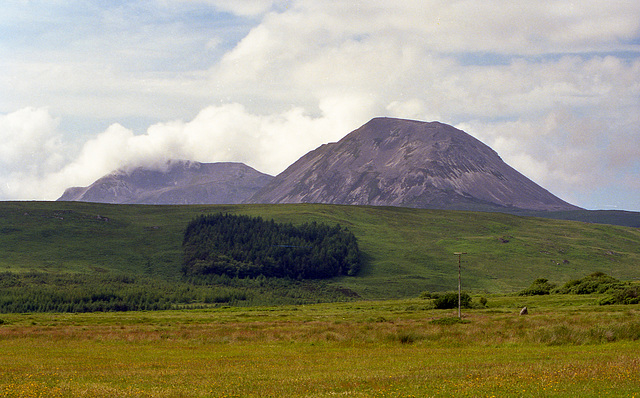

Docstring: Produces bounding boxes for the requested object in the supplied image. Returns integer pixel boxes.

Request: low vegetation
[518,272,640,306]
[0,272,358,313]
[556,271,626,295]
[421,291,475,309]
[518,277,556,296]
[602,286,640,305]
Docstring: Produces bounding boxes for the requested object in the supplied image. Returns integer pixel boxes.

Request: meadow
[1,295,639,397]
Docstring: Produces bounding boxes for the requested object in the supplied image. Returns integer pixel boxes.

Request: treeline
[182,213,361,279]
[0,272,360,313]
[0,272,240,313]
[518,272,639,305]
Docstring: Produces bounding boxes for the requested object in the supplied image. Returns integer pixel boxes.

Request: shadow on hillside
[354,252,375,277]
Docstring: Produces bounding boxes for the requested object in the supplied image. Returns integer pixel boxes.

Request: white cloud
[5,1,638,122]
[0,107,66,198]
[239,1,640,57]
[174,0,278,17]
[0,101,373,200]
[0,1,251,120]
[456,105,640,208]
[0,108,61,172]
[210,3,639,122]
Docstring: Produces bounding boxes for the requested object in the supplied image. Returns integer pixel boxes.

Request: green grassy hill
[1,201,639,303]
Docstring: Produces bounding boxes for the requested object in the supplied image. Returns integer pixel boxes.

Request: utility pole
[454,252,467,319]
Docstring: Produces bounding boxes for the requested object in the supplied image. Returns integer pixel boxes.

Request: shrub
[518,278,556,296]
[557,272,625,295]
[432,292,472,309]
[600,286,640,305]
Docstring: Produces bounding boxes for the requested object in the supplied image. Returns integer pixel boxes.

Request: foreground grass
[1,296,639,397]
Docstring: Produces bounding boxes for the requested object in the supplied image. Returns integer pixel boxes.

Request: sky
[1,0,639,210]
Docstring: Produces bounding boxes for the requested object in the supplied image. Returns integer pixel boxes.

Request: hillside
[1,201,639,303]
[249,118,580,211]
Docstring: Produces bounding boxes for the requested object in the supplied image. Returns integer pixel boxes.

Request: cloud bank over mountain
[1,1,639,210]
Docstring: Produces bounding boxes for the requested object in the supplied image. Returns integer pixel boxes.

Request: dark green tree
[182,213,361,279]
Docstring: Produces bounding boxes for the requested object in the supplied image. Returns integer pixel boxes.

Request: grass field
[1,201,639,303]
[1,295,639,397]
[2,202,639,395]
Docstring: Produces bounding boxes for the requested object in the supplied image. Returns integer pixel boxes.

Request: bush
[518,278,556,296]
[600,286,640,305]
[432,292,472,309]
[553,272,639,306]
[557,272,624,295]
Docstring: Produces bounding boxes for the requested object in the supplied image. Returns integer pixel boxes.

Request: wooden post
[454,252,467,319]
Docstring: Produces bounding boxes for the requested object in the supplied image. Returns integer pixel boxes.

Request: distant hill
[248,117,580,211]
[57,161,273,205]
[511,209,640,228]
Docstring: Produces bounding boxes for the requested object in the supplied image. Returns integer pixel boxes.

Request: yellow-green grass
[1,296,639,397]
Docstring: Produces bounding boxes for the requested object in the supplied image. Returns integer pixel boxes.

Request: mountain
[248,117,580,211]
[57,161,273,205]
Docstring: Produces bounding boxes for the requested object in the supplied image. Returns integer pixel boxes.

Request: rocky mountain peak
[248,117,580,211]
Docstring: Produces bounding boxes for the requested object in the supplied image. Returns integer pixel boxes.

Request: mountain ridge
[58,117,580,212]
[57,160,273,205]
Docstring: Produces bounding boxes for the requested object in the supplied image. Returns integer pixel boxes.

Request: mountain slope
[249,117,580,211]
[57,161,273,205]
[1,202,638,299]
